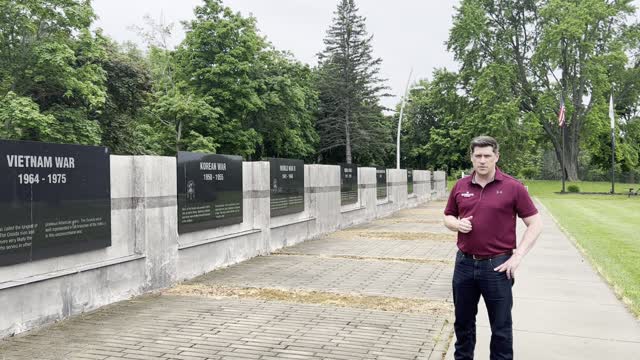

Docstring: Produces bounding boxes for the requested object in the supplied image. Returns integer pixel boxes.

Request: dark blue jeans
[452,251,514,360]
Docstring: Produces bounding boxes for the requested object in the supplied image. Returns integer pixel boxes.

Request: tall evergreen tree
[316,0,389,164]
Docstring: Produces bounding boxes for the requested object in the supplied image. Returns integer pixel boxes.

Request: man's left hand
[494,254,522,280]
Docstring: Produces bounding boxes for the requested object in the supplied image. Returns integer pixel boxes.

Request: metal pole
[611,126,616,194]
[561,123,566,193]
[397,69,413,169]
[610,88,616,194]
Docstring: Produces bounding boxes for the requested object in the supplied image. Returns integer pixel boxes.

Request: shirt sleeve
[444,182,459,217]
[515,182,538,218]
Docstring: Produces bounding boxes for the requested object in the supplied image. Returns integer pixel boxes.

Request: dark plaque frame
[407,169,414,194]
[376,167,387,200]
[340,163,358,206]
[0,140,111,266]
[177,152,243,234]
[269,158,305,217]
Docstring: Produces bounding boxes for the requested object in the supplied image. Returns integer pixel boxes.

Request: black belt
[459,250,512,260]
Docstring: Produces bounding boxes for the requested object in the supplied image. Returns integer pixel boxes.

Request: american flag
[558,96,566,127]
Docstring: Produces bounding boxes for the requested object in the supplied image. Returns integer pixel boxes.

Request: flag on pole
[609,93,615,130]
[558,96,566,127]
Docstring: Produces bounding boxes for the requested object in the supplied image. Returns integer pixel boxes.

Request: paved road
[0,202,457,360]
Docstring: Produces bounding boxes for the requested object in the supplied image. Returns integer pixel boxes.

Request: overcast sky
[92,0,461,110]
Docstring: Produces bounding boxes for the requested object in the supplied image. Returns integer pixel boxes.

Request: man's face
[471,146,499,176]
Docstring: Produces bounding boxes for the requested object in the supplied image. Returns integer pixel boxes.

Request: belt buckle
[472,254,481,260]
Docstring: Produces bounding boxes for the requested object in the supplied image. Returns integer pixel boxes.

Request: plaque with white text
[177,152,243,233]
[269,158,304,217]
[340,163,358,206]
[376,167,387,199]
[407,169,414,194]
[0,140,111,266]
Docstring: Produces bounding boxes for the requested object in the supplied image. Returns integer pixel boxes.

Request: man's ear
[495,152,500,163]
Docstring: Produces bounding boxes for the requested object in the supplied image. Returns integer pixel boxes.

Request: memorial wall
[269,158,305,217]
[0,140,447,339]
[0,140,111,266]
[340,163,358,206]
[177,152,243,233]
[376,167,387,200]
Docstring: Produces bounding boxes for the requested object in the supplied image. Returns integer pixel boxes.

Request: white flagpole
[609,91,615,194]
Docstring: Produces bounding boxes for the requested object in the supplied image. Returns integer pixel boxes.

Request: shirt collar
[470,167,504,185]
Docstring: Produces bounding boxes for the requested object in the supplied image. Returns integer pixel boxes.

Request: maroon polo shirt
[444,168,538,256]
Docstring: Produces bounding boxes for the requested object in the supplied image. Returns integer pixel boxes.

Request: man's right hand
[458,216,473,233]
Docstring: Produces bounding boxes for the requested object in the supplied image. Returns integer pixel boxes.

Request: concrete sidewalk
[445,200,640,359]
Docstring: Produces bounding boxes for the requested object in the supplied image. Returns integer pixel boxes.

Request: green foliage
[0,92,58,141]
[567,184,580,193]
[401,68,542,176]
[315,0,389,164]
[97,40,153,154]
[519,166,539,180]
[248,50,319,160]
[0,0,321,159]
[166,0,319,159]
[0,0,106,145]
[444,0,640,180]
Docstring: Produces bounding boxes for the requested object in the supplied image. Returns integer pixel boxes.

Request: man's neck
[474,169,496,187]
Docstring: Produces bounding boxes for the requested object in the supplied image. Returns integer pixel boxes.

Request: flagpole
[610,88,615,194]
[611,127,615,194]
[562,125,566,193]
[559,93,566,193]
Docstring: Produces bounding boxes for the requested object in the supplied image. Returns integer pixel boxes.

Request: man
[444,136,542,360]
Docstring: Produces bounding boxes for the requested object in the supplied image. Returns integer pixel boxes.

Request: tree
[400,68,543,176]
[170,0,320,159]
[97,40,154,154]
[316,0,389,164]
[248,49,319,160]
[400,71,470,171]
[0,0,107,145]
[448,0,640,180]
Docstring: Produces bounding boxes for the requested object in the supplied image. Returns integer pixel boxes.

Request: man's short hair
[470,136,499,154]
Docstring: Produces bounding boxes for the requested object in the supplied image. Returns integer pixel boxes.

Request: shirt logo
[496,190,503,195]
[461,191,475,198]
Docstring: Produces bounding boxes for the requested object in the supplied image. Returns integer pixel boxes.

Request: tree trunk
[565,131,579,181]
[176,119,182,154]
[543,119,579,182]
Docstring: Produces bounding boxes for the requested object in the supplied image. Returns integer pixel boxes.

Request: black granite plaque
[407,169,414,194]
[269,158,304,217]
[340,163,358,206]
[0,140,111,266]
[177,152,243,233]
[376,167,387,200]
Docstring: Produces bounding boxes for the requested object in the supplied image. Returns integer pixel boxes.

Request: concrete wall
[434,171,447,199]
[0,156,447,338]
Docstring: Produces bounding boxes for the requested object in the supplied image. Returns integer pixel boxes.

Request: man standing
[444,136,542,360]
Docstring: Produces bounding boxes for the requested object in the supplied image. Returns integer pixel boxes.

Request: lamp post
[396,69,425,169]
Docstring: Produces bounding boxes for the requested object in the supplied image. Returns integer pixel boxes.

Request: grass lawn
[523,180,640,316]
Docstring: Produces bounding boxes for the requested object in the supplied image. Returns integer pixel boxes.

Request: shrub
[567,184,580,193]
[519,166,539,180]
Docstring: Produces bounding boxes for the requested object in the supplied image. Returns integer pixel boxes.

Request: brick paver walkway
[0,202,456,360]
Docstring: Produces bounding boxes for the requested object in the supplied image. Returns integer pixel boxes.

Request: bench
[628,188,640,197]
